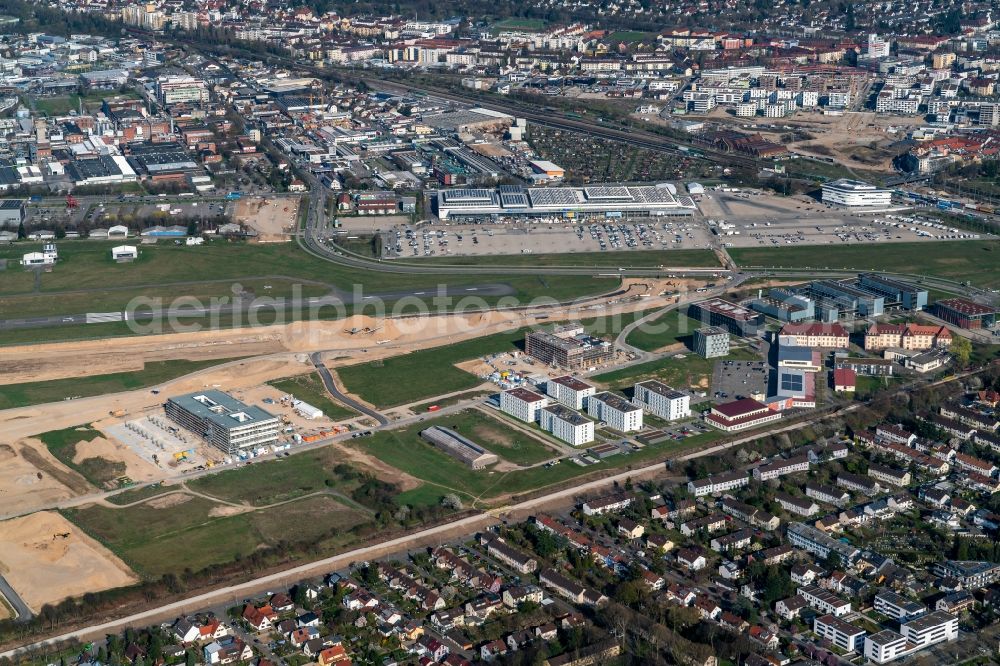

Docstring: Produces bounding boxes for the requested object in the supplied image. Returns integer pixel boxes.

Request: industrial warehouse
[419,425,499,469]
[434,183,697,220]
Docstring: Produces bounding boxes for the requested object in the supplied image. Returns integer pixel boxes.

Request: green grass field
[729,240,1000,289]
[268,372,357,421]
[608,30,654,43]
[336,328,529,408]
[592,347,758,392]
[490,17,547,32]
[413,248,720,269]
[0,357,245,410]
[0,241,617,320]
[38,426,121,489]
[186,447,354,506]
[625,312,704,352]
[358,414,720,506]
[64,494,367,577]
[429,409,558,466]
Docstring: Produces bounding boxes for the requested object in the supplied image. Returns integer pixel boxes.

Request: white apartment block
[539,404,594,447]
[900,611,958,649]
[865,630,908,664]
[798,585,852,617]
[814,615,866,652]
[874,590,926,621]
[633,380,690,421]
[587,392,643,432]
[687,470,748,497]
[545,375,596,410]
[500,387,548,423]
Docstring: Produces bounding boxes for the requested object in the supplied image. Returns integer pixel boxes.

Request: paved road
[309,352,389,426]
[0,575,33,622]
[0,402,829,659]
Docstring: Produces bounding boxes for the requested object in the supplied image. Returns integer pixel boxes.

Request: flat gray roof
[167,389,277,429]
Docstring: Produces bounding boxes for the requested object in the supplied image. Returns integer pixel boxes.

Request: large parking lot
[384,219,716,258]
[711,359,770,401]
[699,191,988,248]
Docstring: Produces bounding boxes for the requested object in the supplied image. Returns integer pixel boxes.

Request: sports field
[729,240,1000,289]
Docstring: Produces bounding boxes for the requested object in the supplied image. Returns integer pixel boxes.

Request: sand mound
[0,511,137,611]
[72,436,159,482]
[146,493,194,509]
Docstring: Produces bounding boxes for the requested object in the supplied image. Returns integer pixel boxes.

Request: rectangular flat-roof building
[545,375,596,410]
[814,614,866,652]
[420,426,499,469]
[165,390,280,456]
[633,380,690,421]
[587,392,643,432]
[858,273,927,310]
[694,326,730,358]
[706,398,782,432]
[500,387,548,423]
[933,298,996,330]
[539,404,594,446]
[688,299,763,337]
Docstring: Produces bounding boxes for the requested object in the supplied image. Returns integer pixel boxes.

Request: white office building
[546,375,596,410]
[587,392,643,432]
[539,404,594,446]
[821,179,893,207]
[500,387,548,423]
[633,380,690,421]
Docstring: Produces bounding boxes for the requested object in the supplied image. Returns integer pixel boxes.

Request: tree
[17,220,25,239]
[951,337,972,367]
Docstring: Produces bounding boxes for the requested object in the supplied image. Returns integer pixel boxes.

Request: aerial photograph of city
[1,0,1000,664]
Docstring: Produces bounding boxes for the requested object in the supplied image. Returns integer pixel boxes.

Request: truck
[225,191,243,200]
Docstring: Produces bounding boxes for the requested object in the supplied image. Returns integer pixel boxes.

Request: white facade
[539,405,594,446]
[587,392,643,432]
[814,615,866,652]
[545,375,596,410]
[111,245,138,261]
[900,611,958,648]
[500,388,548,423]
[865,631,908,664]
[821,179,893,207]
[633,380,690,421]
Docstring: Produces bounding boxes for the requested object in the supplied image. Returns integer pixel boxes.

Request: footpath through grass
[625,311,704,352]
[729,240,1000,289]
[64,493,367,577]
[0,357,246,410]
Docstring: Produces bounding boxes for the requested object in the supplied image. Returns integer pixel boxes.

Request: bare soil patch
[0,511,138,612]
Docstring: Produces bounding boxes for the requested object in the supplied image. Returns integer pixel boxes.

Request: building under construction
[165,390,280,456]
[525,324,614,370]
[420,426,499,469]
